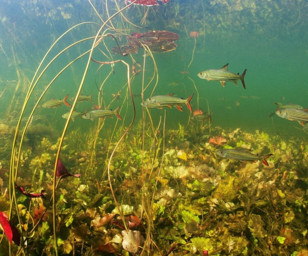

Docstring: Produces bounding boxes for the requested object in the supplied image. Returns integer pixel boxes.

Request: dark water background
[0,0,307,139]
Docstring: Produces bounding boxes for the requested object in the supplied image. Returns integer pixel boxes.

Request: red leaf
[127,215,142,229]
[0,211,13,245]
[11,225,20,246]
[56,158,80,179]
[96,242,116,253]
[16,185,46,198]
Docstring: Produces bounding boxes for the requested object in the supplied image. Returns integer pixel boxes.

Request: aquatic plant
[1,0,308,255]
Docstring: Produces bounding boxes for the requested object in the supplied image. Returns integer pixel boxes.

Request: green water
[1,0,307,139]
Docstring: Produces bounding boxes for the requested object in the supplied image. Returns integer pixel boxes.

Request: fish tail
[240,69,247,89]
[114,107,122,120]
[63,95,71,107]
[262,153,272,166]
[186,93,194,112]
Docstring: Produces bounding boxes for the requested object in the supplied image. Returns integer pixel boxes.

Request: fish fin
[221,63,229,70]
[63,95,71,107]
[220,81,226,87]
[168,93,174,96]
[186,93,194,112]
[233,80,238,86]
[262,153,273,166]
[303,108,308,112]
[167,105,172,109]
[269,112,275,118]
[274,102,281,108]
[114,107,122,120]
[240,69,247,89]
[89,95,93,103]
[176,105,183,112]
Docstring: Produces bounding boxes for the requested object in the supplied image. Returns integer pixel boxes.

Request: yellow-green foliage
[212,175,238,202]
[190,237,215,253]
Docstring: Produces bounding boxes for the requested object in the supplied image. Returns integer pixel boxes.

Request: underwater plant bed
[1,125,308,255]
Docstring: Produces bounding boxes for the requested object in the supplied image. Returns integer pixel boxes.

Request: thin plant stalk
[188,36,197,68]
[8,21,95,215]
[114,0,142,29]
[51,3,134,254]
[8,23,96,256]
[107,60,135,231]
[187,75,199,109]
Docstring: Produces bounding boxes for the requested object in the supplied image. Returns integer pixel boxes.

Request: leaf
[38,222,50,237]
[91,213,115,228]
[181,210,200,224]
[122,230,142,254]
[65,214,74,227]
[277,236,286,244]
[0,211,13,244]
[127,215,142,229]
[112,205,134,215]
[96,242,116,253]
[63,241,73,254]
[190,237,214,253]
[56,158,80,178]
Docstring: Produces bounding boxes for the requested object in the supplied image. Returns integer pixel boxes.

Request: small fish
[192,109,212,122]
[70,95,93,103]
[216,148,272,166]
[143,93,194,112]
[82,107,121,120]
[275,108,308,125]
[274,102,305,110]
[42,95,71,108]
[269,103,306,118]
[61,111,84,121]
[197,63,247,89]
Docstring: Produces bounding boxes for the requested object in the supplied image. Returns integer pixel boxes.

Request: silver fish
[216,148,272,166]
[275,108,308,124]
[70,95,93,103]
[62,111,84,121]
[82,107,121,120]
[269,103,306,118]
[274,103,304,110]
[142,93,193,112]
[197,63,247,89]
[42,95,71,108]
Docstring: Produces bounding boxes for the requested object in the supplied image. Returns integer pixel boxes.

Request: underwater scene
[0,0,308,255]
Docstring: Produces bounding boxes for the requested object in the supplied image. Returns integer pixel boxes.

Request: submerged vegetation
[1,123,308,255]
[0,0,308,255]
